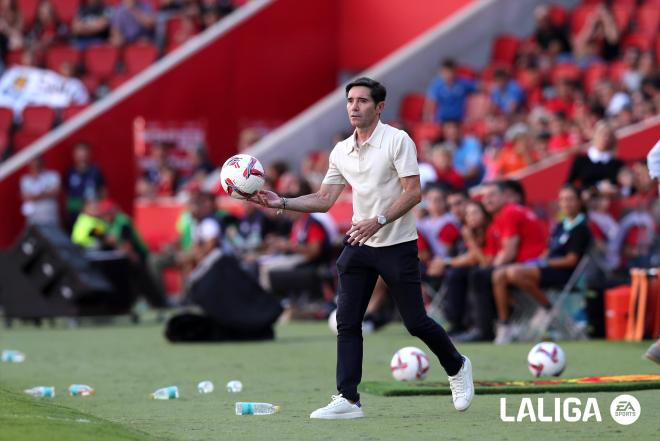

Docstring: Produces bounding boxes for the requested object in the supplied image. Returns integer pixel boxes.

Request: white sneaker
[448,356,474,411]
[494,322,517,345]
[309,394,364,419]
[529,307,552,331]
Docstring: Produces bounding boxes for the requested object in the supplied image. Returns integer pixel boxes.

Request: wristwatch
[377,214,387,226]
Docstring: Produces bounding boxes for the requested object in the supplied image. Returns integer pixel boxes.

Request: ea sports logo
[609,394,641,425]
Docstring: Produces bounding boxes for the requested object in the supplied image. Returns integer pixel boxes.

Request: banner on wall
[133,117,208,173]
[0,66,89,118]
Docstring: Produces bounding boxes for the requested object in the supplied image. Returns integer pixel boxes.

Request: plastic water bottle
[235,402,280,415]
[68,384,95,396]
[226,380,243,393]
[1,350,26,363]
[25,386,55,397]
[197,381,214,394]
[151,386,179,400]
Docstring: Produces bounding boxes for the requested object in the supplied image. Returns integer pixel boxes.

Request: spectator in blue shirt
[65,141,106,229]
[443,120,484,188]
[424,59,477,123]
[490,68,525,115]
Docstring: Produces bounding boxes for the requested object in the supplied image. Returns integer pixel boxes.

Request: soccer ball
[390,346,430,381]
[219,154,265,199]
[527,342,566,377]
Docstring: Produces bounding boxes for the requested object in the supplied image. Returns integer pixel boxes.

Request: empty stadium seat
[622,33,653,51]
[0,107,13,133]
[108,73,132,90]
[611,5,634,32]
[584,62,608,93]
[51,0,79,26]
[399,93,426,126]
[21,106,56,134]
[81,75,100,96]
[548,4,568,26]
[17,0,39,30]
[12,131,42,151]
[0,131,8,157]
[123,42,158,75]
[84,44,119,81]
[410,122,442,152]
[61,104,89,121]
[45,45,80,72]
[608,60,627,84]
[635,5,659,37]
[6,49,24,66]
[570,4,597,35]
[491,34,519,65]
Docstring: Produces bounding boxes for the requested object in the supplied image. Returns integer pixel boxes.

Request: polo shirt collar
[347,120,386,153]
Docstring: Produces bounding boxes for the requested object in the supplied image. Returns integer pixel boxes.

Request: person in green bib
[98,199,167,308]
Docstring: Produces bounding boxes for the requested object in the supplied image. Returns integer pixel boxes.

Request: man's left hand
[346,218,382,246]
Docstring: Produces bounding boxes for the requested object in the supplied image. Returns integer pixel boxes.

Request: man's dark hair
[448,188,469,199]
[345,77,387,104]
[441,58,456,70]
[500,179,526,205]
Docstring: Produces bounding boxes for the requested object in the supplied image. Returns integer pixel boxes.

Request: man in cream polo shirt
[252,77,473,419]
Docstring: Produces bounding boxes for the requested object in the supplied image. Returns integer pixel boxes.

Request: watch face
[378,215,386,225]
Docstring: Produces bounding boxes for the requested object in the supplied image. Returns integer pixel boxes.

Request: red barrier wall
[518,120,660,204]
[337,0,473,71]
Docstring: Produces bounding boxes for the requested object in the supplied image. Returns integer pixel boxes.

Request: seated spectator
[29,0,67,52]
[179,146,214,189]
[429,144,464,190]
[65,141,106,229]
[573,4,620,67]
[200,0,234,28]
[544,79,577,118]
[489,68,525,115]
[492,185,591,344]
[495,123,534,175]
[136,142,180,198]
[72,0,111,49]
[442,120,483,187]
[20,156,61,226]
[0,0,24,51]
[547,111,578,153]
[71,199,108,248]
[416,184,460,259]
[455,181,547,342]
[431,200,491,334]
[97,199,168,307]
[110,0,156,46]
[566,120,624,189]
[533,4,571,58]
[424,58,476,123]
[594,80,631,118]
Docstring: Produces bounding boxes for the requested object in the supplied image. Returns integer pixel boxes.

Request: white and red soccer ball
[527,342,566,377]
[219,154,266,199]
[390,346,430,381]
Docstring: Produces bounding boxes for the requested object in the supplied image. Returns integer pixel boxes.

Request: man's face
[73,145,90,166]
[346,86,382,129]
[482,185,505,214]
[447,194,467,220]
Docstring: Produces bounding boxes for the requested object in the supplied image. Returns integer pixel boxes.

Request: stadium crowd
[14,0,660,342]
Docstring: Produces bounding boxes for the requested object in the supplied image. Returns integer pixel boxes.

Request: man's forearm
[383,188,421,224]
[285,192,333,213]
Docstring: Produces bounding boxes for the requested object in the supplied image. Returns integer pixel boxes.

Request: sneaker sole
[645,352,660,365]
[310,411,364,420]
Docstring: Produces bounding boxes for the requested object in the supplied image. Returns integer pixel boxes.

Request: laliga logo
[500,394,641,424]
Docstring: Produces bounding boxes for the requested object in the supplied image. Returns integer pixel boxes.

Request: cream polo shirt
[322,120,420,247]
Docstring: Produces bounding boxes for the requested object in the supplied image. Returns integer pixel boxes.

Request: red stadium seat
[608,60,627,84]
[570,4,597,35]
[0,107,13,133]
[550,63,582,83]
[635,5,660,37]
[491,34,519,65]
[12,131,42,151]
[107,73,132,90]
[399,93,426,126]
[656,36,660,66]
[465,93,492,122]
[456,64,478,80]
[51,0,79,25]
[84,44,119,80]
[80,75,100,96]
[123,42,158,75]
[611,5,634,32]
[17,0,39,30]
[61,104,89,121]
[6,49,24,66]
[622,33,653,51]
[45,45,80,72]
[0,131,8,157]
[548,5,568,27]
[21,106,56,134]
[584,62,608,93]
[410,122,442,152]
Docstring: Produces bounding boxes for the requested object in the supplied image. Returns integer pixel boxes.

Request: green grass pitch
[1,321,658,441]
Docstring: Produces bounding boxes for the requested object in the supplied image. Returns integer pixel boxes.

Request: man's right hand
[249,190,281,209]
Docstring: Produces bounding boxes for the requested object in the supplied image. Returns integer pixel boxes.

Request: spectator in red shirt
[429,144,465,190]
[547,111,577,153]
[544,79,576,118]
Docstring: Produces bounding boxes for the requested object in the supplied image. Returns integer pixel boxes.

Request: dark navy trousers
[335,239,463,402]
